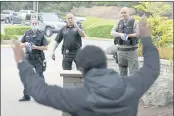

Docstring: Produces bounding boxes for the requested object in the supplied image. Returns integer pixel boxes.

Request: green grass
[83,16,116,39]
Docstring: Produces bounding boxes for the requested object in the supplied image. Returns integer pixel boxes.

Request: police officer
[12,18,160,115]
[19,19,48,101]
[111,7,139,76]
[50,12,86,70]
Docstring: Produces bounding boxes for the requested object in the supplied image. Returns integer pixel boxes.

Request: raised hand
[11,40,25,63]
[138,16,152,37]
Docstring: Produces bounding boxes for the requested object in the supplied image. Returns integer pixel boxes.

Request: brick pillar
[60,70,83,116]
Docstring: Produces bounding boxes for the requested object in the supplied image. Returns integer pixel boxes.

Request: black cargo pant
[23,55,45,96]
[62,49,78,70]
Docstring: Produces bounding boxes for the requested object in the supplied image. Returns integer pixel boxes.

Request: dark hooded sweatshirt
[17,37,160,116]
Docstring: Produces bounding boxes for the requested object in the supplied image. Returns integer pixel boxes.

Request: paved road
[1,23,113,68]
[1,23,114,116]
[1,20,173,116]
[1,38,113,68]
[1,37,114,116]
[1,64,64,116]
[1,23,9,34]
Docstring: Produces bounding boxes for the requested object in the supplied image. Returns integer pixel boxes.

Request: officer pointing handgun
[19,19,48,101]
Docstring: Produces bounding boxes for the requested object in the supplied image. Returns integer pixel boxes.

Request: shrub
[133,15,173,47]
[133,2,173,47]
[1,34,19,40]
[134,2,172,16]
[4,25,30,35]
[138,47,173,60]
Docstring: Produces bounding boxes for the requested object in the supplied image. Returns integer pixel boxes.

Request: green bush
[4,25,30,35]
[1,34,19,40]
[82,17,116,39]
[133,2,173,47]
[133,15,173,47]
[138,47,173,60]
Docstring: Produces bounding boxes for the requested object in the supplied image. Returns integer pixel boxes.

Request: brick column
[60,70,83,116]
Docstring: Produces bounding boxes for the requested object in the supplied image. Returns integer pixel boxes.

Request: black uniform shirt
[55,24,84,50]
[21,29,48,53]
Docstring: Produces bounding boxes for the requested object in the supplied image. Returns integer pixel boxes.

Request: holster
[27,52,47,72]
[42,60,47,72]
[114,37,119,45]
[113,52,118,64]
[40,52,46,72]
[115,37,138,46]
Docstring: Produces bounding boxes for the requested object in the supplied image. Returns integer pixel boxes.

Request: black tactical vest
[114,18,138,46]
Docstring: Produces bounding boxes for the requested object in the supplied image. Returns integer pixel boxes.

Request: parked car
[24,13,67,37]
[1,10,22,24]
[55,13,86,23]
[55,13,85,28]
[24,13,37,26]
[75,16,87,22]
[38,13,67,37]
[19,10,36,19]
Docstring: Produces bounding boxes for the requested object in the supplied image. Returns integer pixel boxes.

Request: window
[38,15,43,21]
[42,13,59,21]
[19,10,28,13]
[1,11,10,14]
[31,15,37,19]
[25,14,31,20]
[30,10,36,13]
[13,12,17,16]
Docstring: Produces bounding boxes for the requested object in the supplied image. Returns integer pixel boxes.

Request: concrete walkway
[1,62,64,116]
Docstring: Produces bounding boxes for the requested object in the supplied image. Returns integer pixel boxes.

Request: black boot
[19,95,30,102]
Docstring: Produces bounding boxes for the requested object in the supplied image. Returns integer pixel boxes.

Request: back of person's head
[76,45,107,74]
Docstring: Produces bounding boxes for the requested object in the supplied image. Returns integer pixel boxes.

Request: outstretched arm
[126,19,160,98]
[17,60,87,113]
[12,40,87,113]
[126,36,160,98]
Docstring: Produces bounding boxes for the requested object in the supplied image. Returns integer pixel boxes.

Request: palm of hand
[139,18,152,37]
[11,40,25,63]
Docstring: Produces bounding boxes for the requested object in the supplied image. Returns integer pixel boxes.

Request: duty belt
[63,48,79,54]
[26,53,45,60]
[118,47,138,51]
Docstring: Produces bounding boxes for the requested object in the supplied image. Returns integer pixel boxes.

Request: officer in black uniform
[50,12,86,70]
[19,19,48,101]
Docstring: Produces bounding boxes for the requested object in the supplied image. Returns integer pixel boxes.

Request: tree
[1,1,32,11]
